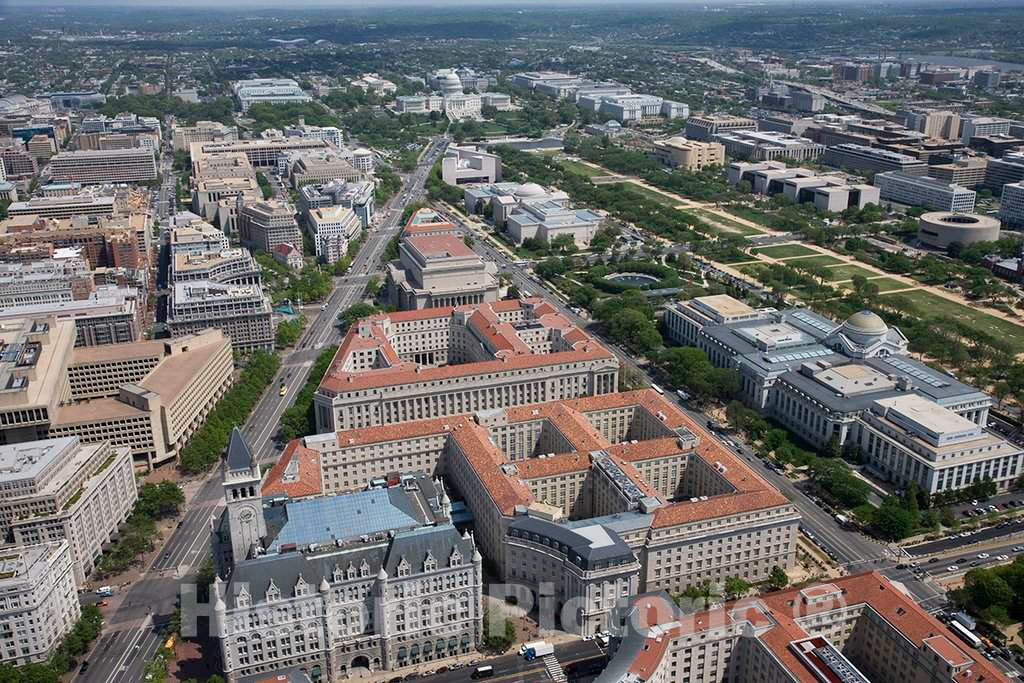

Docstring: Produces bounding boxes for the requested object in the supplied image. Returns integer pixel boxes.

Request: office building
[239,201,302,254]
[6,194,115,220]
[663,296,1015,495]
[599,572,1010,683]
[905,109,961,140]
[190,138,329,170]
[308,206,361,263]
[394,96,446,115]
[172,120,238,152]
[191,177,261,226]
[0,214,149,272]
[961,115,1012,144]
[984,151,1024,191]
[975,70,1003,89]
[291,389,798,622]
[26,135,56,160]
[46,148,157,185]
[298,180,375,229]
[999,182,1024,229]
[49,92,105,112]
[927,157,987,188]
[650,138,725,171]
[0,256,94,308]
[480,92,512,111]
[287,150,365,188]
[167,281,274,353]
[440,146,502,185]
[874,171,976,212]
[350,74,397,95]
[823,143,928,175]
[0,542,78,666]
[233,79,310,112]
[313,299,619,432]
[969,134,1024,158]
[834,62,873,82]
[211,430,482,681]
[283,120,344,148]
[0,183,14,204]
[577,94,687,124]
[712,130,825,162]
[171,248,262,287]
[0,437,136,584]
[1,147,39,180]
[917,211,1000,248]
[0,285,141,347]
[385,220,499,310]
[684,115,757,141]
[170,220,230,256]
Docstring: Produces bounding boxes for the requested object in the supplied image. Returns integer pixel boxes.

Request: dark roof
[507,516,636,570]
[226,427,255,471]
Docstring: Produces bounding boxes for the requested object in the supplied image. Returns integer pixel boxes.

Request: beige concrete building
[313,299,620,432]
[385,231,499,310]
[927,156,988,189]
[281,390,799,634]
[192,177,261,224]
[308,205,361,263]
[46,148,157,185]
[238,200,302,254]
[169,219,229,256]
[0,437,137,584]
[650,137,725,171]
[0,541,79,666]
[287,151,365,188]
[172,120,238,152]
[190,138,328,170]
[600,572,1011,683]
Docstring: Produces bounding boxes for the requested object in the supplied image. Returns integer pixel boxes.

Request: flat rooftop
[691,294,757,318]
[813,363,896,397]
[0,436,77,484]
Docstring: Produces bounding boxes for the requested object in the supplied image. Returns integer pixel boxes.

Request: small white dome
[517,182,545,197]
[843,310,887,335]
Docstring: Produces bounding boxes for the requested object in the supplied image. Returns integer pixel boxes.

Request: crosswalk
[541,654,566,683]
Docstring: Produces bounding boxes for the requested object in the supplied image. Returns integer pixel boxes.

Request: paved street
[77,138,449,683]
[407,640,605,683]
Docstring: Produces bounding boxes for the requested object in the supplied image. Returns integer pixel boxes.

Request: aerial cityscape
[6,1,1024,682]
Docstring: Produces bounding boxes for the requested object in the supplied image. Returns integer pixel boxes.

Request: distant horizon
[6,0,1014,7]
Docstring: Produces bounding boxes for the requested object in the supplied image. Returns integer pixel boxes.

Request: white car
[947,565,959,572]
[997,554,1010,561]
[978,553,991,559]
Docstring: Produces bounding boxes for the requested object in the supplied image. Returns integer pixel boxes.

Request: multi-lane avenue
[78,137,449,683]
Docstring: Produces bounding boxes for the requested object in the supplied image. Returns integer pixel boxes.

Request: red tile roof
[261,440,323,500]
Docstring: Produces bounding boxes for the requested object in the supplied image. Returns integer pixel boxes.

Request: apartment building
[0,147,38,180]
[289,389,798,631]
[0,542,79,666]
[598,572,1010,683]
[172,120,238,152]
[905,109,961,140]
[664,297,1013,495]
[308,206,362,263]
[210,437,483,682]
[313,299,619,432]
[238,201,302,254]
[385,229,499,310]
[233,78,310,112]
[46,148,157,185]
[684,115,757,141]
[960,115,1013,144]
[874,171,977,212]
[167,281,274,353]
[650,138,725,171]
[999,182,1024,228]
[823,143,928,175]
[298,180,375,228]
[440,146,502,186]
[0,437,136,584]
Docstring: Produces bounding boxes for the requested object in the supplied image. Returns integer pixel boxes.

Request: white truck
[521,640,553,660]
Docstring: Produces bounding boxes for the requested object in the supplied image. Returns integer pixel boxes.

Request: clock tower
[223,427,266,565]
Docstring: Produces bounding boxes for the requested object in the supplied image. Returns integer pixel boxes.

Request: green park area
[750,244,819,259]
[560,159,608,178]
[826,264,885,282]
[882,289,1024,354]
[838,277,909,293]
[782,254,846,267]
[690,209,764,236]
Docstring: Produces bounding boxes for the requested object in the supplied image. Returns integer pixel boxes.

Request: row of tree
[279,346,340,442]
[95,482,186,577]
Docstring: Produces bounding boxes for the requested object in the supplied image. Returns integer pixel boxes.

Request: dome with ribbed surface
[517,182,545,197]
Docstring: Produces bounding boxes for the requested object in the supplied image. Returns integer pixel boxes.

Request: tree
[868,497,916,541]
[505,285,521,300]
[256,172,273,200]
[724,576,752,600]
[768,566,789,591]
[338,303,380,332]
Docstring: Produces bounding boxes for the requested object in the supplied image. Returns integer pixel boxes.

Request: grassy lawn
[691,209,764,236]
[622,183,682,208]
[751,244,819,259]
[782,254,846,267]
[826,264,883,281]
[560,160,608,178]
[837,277,911,293]
[881,289,1024,353]
[478,122,508,135]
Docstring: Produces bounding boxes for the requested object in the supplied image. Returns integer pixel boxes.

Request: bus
[650,384,664,395]
[948,621,983,650]
[471,666,494,679]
